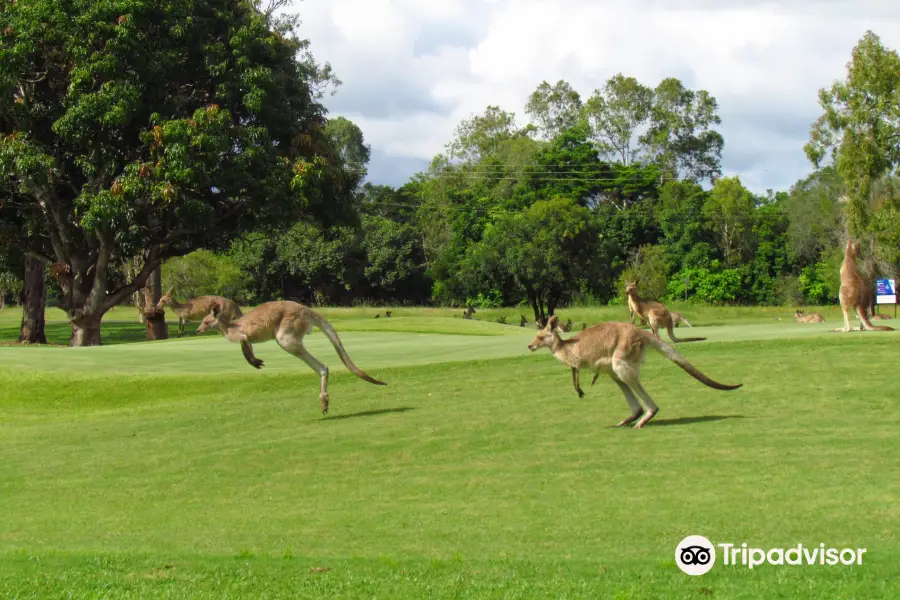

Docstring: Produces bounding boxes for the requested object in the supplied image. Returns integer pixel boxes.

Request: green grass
[1,307,898,598]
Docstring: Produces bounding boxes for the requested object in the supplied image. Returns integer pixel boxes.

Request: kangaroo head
[793,310,803,320]
[624,280,638,296]
[197,305,222,334]
[156,288,174,309]
[846,238,860,258]
[527,315,559,351]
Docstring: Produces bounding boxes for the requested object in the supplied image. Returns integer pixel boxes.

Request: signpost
[875,278,897,318]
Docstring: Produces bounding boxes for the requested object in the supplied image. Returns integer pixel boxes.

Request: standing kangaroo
[832,239,894,332]
[197,300,386,414]
[624,281,705,343]
[156,289,243,337]
[527,316,742,429]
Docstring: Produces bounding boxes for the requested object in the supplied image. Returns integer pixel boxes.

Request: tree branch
[103,246,162,310]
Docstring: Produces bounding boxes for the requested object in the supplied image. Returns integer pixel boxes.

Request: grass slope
[0,308,898,598]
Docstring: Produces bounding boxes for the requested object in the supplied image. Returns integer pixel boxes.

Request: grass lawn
[0,306,898,598]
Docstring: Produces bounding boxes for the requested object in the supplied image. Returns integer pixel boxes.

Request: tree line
[1,0,897,344]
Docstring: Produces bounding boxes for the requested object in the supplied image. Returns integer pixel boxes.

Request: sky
[290,0,900,194]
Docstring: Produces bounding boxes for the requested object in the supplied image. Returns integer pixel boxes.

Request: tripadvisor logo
[675,535,867,575]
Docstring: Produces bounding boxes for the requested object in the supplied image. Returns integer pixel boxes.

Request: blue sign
[876,278,896,304]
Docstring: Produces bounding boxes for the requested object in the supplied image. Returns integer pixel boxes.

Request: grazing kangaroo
[156,289,243,336]
[527,316,742,429]
[462,306,476,320]
[624,281,706,343]
[670,311,692,327]
[833,239,894,332]
[793,309,825,323]
[197,300,387,414]
[869,313,892,321]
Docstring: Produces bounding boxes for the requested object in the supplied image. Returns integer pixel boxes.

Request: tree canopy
[0,0,353,344]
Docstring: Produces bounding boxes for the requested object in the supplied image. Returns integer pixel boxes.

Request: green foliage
[869,207,900,274]
[617,244,670,301]
[798,248,844,305]
[161,250,253,303]
[0,271,23,298]
[0,0,350,340]
[784,167,845,266]
[465,197,602,322]
[805,30,900,237]
[667,263,742,304]
[324,116,370,184]
[358,214,430,302]
[584,73,653,165]
[524,79,584,140]
[702,176,757,266]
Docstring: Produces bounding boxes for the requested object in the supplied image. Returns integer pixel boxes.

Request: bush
[798,247,842,305]
[668,263,742,304]
[616,244,670,301]
[162,250,253,303]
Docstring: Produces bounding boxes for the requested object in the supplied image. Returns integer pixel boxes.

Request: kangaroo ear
[211,305,220,318]
[165,288,174,297]
[547,315,558,330]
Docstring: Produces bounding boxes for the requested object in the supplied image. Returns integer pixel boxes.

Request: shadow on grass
[647,415,748,427]
[321,407,416,421]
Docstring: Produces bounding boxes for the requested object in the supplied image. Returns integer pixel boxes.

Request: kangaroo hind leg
[277,332,330,414]
[612,359,658,429]
[609,374,644,427]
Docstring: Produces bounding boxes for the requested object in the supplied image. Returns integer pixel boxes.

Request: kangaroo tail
[859,312,894,331]
[647,334,742,391]
[665,323,705,343]
[309,312,387,385]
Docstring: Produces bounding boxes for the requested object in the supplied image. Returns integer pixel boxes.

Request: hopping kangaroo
[156,289,243,336]
[197,300,386,414]
[793,309,825,323]
[528,316,742,429]
[833,239,894,332]
[624,281,705,343]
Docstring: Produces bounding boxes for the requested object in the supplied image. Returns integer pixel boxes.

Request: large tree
[524,79,583,140]
[466,197,602,325]
[0,0,351,345]
[805,30,900,237]
[583,74,723,182]
[583,73,653,165]
[702,176,757,267]
[641,77,724,183]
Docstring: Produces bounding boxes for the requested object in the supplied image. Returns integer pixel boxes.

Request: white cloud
[292,0,900,192]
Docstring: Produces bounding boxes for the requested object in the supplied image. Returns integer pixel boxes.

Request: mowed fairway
[1,307,898,598]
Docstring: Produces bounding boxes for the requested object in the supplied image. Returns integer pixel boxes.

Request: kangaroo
[156,289,243,336]
[197,300,386,414]
[527,316,742,429]
[520,315,528,327]
[869,314,892,320]
[833,239,894,332]
[793,309,825,323]
[670,311,692,327]
[462,306,476,320]
[624,281,706,343]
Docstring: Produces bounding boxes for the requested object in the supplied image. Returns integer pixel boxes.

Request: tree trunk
[18,255,47,344]
[143,265,168,340]
[70,317,102,346]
